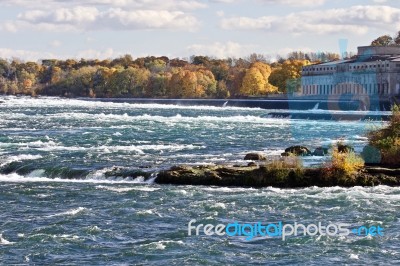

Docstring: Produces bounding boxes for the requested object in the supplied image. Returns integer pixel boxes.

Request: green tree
[371,35,394,46]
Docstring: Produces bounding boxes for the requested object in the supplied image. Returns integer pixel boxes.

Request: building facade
[301,46,400,97]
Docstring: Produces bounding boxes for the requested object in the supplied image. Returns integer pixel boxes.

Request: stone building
[301,46,400,97]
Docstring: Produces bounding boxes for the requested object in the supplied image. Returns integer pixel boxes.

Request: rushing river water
[0,96,398,265]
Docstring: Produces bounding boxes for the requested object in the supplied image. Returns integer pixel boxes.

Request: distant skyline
[0,0,400,61]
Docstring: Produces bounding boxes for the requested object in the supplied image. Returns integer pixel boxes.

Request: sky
[0,0,399,61]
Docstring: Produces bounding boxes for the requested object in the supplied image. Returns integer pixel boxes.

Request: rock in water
[244,152,267,161]
[313,147,329,156]
[284,146,312,156]
[337,143,354,153]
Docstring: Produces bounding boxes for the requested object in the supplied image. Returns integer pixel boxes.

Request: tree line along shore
[0,52,340,99]
[1,32,399,99]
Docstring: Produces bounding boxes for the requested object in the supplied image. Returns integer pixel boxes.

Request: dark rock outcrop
[313,147,329,156]
[155,164,400,188]
[284,146,312,156]
[244,152,267,161]
[104,167,152,179]
[337,143,354,153]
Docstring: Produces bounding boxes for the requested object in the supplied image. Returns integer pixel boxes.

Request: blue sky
[0,0,399,61]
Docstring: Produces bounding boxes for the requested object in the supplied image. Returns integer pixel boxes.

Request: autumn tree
[240,62,277,95]
[167,69,185,98]
[93,67,115,97]
[210,59,229,81]
[191,55,210,66]
[216,80,230,98]
[226,66,246,97]
[146,72,171,97]
[107,67,150,97]
[246,53,269,63]
[145,59,167,73]
[270,59,310,93]
[195,69,217,97]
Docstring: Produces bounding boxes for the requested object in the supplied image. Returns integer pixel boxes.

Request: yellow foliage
[270,59,311,92]
[326,147,364,177]
[240,62,277,95]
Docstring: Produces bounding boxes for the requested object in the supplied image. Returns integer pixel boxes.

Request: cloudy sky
[0,0,399,61]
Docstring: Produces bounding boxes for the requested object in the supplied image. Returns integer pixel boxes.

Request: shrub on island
[366,104,400,166]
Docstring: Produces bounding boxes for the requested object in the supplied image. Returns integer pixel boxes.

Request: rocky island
[155,105,400,188]
[155,159,400,188]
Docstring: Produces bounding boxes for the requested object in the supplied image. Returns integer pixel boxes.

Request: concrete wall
[358,46,400,56]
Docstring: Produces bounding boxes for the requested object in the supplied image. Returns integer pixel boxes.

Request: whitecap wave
[201,187,256,193]
[96,185,160,193]
[139,240,184,250]
[0,95,260,111]
[0,234,15,245]
[0,173,146,184]
[349,254,359,260]
[0,154,43,167]
[46,207,87,218]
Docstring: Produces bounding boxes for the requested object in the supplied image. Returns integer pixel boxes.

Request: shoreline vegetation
[155,105,400,187]
[0,33,399,100]
[0,52,339,99]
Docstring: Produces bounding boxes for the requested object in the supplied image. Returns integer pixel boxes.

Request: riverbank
[155,164,400,188]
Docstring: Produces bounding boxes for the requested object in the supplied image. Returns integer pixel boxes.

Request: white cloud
[210,0,325,6]
[0,0,207,10]
[0,48,57,61]
[277,47,312,55]
[18,6,99,24]
[97,9,199,31]
[187,41,257,58]
[76,48,116,59]
[2,6,200,32]
[256,0,325,7]
[0,47,121,60]
[216,10,225,17]
[50,40,62,47]
[0,22,18,32]
[220,5,400,35]
[210,0,236,3]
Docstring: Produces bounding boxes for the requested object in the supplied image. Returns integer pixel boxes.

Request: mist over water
[0,96,398,265]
